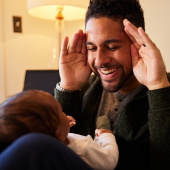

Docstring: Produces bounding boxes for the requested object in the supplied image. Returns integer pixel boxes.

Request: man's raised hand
[59,29,92,91]
[124,19,169,90]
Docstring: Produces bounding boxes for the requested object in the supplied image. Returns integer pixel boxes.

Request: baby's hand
[67,116,76,127]
[95,129,112,137]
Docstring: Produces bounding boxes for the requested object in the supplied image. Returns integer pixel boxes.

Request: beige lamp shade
[27,0,89,21]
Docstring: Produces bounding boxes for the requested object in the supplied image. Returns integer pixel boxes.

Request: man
[55,0,170,169]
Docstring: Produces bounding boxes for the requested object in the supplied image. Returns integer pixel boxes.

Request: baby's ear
[54,129,61,139]
[54,129,65,143]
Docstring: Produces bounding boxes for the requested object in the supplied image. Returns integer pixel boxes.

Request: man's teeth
[101,68,117,75]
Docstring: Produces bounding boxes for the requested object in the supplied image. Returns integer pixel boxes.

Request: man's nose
[95,49,112,66]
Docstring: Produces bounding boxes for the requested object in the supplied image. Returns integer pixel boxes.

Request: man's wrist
[56,82,81,94]
[148,82,170,91]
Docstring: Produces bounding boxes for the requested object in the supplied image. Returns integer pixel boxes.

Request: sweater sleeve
[54,88,82,119]
[147,86,170,169]
[68,133,119,170]
[54,75,102,135]
[54,88,83,133]
[95,133,119,169]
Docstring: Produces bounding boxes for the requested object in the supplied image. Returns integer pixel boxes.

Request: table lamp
[27,0,89,69]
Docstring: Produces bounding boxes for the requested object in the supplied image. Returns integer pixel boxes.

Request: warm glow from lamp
[27,0,88,21]
[28,5,87,21]
[27,0,89,69]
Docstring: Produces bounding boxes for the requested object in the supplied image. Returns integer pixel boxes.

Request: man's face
[86,17,134,92]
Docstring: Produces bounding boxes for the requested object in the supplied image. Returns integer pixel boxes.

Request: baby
[0,90,118,170]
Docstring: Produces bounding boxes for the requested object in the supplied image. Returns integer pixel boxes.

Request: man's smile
[99,68,119,75]
[97,67,121,81]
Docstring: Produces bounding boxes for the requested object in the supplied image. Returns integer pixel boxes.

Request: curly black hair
[85,0,145,30]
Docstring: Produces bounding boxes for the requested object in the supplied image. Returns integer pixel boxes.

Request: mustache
[94,64,121,69]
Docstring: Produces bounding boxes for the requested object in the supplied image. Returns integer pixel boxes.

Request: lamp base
[48,15,65,69]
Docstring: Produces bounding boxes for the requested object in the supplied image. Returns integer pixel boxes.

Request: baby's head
[0,90,70,152]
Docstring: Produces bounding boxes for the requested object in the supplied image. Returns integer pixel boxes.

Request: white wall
[1,0,170,103]
[0,0,6,102]
[140,0,170,71]
[0,0,85,102]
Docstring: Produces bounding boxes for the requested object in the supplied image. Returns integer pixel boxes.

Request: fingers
[67,116,76,127]
[81,33,87,55]
[131,44,140,67]
[95,129,113,137]
[68,29,86,54]
[124,20,141,49]
[75,30,83,53]
[69,122,76,127]
[67,115,76,122]
[123,19,154,50]
[95,129,100,137]
[60,36,69,57]
[138,27,155,49]
[68,32,79,54]
[60,30,87,59]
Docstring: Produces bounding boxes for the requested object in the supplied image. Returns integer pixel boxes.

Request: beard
[99,70,133,93]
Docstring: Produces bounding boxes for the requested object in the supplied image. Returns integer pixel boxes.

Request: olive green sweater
[54,75,170,170]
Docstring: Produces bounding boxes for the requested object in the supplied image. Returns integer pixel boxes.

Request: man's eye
[108,46,119,50]
[87,47,96,51]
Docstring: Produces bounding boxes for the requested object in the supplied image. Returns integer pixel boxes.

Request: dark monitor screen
[23,70,60,96]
